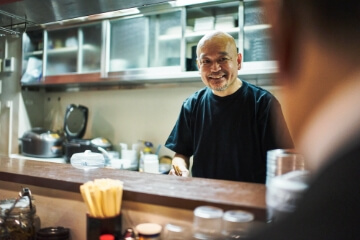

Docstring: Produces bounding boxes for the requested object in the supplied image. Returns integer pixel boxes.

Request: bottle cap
[99,234,114,240]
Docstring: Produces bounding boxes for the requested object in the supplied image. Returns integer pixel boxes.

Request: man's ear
[237,53,242,70]
[196,59,200,70]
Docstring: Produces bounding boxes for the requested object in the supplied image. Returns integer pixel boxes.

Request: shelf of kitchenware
[244,24,271,32]
[158,27,239,42]
[25,44,100,59]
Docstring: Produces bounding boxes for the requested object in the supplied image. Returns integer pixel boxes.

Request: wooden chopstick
[80,178,123,218]
[172,164,182,176]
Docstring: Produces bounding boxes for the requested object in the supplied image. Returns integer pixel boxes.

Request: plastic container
[193,206,224,239]
[143,154,159,173]
[71,150,105,169]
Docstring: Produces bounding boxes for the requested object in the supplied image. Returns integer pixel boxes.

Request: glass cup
[221,210,254,239]
[266,149,305,186]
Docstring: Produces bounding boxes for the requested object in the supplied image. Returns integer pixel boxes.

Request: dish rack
[0,9,37,36]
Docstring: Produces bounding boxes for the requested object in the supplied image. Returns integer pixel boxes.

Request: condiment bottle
[136,223,162,240]
[122,228,136,240]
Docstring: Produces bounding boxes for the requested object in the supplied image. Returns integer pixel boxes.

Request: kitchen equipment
[64,137,112,163]
[71,150,105,169]
[19,127,64,158]
[64,104,88,140]
[62,104,112,162]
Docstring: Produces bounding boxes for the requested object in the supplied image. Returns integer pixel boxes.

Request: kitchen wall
[0,36,22,156]
[29,82,284,157]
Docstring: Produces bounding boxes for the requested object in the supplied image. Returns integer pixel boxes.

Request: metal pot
[19,127,64,158]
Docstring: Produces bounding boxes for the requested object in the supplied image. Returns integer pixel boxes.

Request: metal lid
[37,226,70,239]
[64,104,88,140]
[194,206,223,219]
[223,210,254,223]
[0,197,34,216]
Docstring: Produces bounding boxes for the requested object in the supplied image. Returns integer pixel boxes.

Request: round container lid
[194,206,224,219]
[136,223,162,236]
[0,197,33,215]
[37,226,70,239]
[223,210,254,223]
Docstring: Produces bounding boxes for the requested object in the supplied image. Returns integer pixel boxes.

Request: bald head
[196,31,238,58]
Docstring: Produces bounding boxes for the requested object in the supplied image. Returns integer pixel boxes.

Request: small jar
[0,197,41,240]
[192,206,224,239]
[136,223,162,240]
[221,210,254,239]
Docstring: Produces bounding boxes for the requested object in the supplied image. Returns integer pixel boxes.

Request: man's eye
[202,60,210,64]
[219,58,229,63]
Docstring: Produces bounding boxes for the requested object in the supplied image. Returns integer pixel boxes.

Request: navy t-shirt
[165,81,293,183]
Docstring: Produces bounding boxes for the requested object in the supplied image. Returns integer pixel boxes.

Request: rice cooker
[62,104,112,162]
[19,127,64,158]
[19,104,112,160]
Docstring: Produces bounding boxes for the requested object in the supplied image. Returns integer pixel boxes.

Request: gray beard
[212,83,229,91]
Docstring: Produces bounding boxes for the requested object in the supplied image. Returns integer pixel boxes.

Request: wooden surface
[0,156,267,220]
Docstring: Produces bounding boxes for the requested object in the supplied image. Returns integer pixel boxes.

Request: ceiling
[0,0,174,34]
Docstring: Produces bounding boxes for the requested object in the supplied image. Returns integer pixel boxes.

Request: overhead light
[87,7,141,21]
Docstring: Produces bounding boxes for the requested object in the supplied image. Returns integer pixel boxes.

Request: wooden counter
[0,156,267,238]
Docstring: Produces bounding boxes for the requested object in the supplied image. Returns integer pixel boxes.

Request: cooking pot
[20,127,64,158]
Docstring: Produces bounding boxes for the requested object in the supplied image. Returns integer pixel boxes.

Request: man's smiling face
[197,33,241,95]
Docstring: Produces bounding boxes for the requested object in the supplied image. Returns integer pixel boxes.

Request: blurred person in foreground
[165,31,293,183]
[250,0,360,239]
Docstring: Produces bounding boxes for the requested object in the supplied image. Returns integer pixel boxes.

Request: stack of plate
[266,149,305,186]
